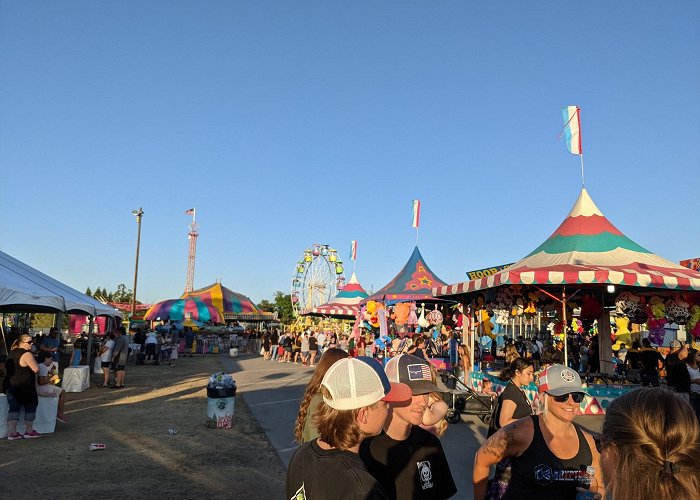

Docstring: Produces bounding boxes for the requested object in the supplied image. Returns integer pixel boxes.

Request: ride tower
[185,208,198,293]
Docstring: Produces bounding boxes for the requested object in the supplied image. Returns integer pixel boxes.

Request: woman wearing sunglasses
[3,334,42,440]
[473,364,604,499]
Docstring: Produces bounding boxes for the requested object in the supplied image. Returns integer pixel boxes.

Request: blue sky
[2,2,699,305]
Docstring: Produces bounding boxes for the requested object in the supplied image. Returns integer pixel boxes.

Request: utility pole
[131,207,144,317]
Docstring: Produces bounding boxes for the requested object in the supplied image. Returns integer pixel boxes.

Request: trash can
[206,386,236,429]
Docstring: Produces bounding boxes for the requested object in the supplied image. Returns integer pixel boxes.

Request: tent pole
[87,317,95,369]
[562,286,568,367]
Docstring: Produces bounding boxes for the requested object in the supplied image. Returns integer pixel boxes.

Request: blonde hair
[601,388,700,500]
[293,348,349,442]
[10,334,32,350]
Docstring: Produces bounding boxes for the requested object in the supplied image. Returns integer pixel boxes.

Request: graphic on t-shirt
[290,483,306,500]
[417,460,433,490]
[534,464,590,488]
[407,363,431,381]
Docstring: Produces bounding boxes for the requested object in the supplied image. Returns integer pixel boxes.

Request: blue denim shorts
[6,391,37,422]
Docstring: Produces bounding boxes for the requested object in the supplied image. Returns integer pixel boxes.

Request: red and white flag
[185,208,195,216]
[411,200,421,228]
[350,240,357,261]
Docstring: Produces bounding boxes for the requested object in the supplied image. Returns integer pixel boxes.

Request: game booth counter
[433,188,700,414]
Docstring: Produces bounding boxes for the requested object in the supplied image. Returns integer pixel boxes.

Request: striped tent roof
[303,272,369,318]
[181,282,260,319]
[370,246,449,302]
[434,188,700,297]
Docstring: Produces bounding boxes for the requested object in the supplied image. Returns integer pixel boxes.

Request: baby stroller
[439,369,495,424]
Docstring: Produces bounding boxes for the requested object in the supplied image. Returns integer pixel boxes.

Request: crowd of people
[276,322,700,499]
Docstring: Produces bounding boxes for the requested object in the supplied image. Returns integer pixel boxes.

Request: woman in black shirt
[488,357,535,436]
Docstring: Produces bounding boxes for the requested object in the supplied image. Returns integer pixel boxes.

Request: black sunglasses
[549,392,586,403]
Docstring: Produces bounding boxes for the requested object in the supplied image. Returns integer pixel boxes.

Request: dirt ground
[1,355,286,499]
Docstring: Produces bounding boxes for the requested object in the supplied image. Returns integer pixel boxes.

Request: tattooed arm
[473,417,533,500]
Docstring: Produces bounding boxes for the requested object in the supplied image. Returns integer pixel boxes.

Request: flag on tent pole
[411,200,421,228]
[562,106,582,155]
[185,208,195,215]
[350,240,357,261]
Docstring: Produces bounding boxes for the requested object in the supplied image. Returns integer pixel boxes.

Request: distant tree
[94,287,103,300]
[273,291,294,324]
[85,286,93,296]
[257,299,275,312]
[31,313,55,330]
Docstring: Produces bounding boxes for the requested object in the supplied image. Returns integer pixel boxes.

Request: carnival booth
[433,188,700,415]
[362,246,456,367]
[302,272,369,319]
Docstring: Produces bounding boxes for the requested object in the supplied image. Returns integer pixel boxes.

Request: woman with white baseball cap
[285,356,411,500]
[473,364,604,499]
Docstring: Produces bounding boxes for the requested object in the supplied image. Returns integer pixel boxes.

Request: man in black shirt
[361,354,457,499]
[665,340,690,401]
[640,338,665,387]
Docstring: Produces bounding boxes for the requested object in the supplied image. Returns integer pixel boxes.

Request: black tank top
[5,348,38,406]
[504,415,593,499]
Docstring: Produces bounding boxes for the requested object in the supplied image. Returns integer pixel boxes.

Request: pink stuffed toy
[407,302,418,328]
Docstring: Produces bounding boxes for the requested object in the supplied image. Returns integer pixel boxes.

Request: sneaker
[56,415,69,424]
[7,432,23,440]
[23,430,42,439]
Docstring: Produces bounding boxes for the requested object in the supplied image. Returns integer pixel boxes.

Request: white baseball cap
[321,357,411,410]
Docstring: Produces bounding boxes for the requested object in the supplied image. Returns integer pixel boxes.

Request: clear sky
[2,2,699,305]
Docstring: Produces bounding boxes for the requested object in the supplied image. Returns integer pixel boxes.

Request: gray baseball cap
[538,364,586,396]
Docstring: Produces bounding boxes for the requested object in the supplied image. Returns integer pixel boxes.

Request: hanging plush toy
[613,316,631,346]
[687,305,700,339]
[407,302,418,329]
[418,304,430,329]
[647,296,667,345]
[665,298,691,325]
[393,302,410,325]
[451,303,464,331]
[477,309,496,339]
[364,301,381,329]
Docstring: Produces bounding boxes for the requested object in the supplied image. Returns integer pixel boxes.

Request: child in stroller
[440,369,495,424]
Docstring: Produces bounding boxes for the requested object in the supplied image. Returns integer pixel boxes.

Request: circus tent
[143,298,222,323]
[368,246,450,303]
[302,272,369,318]
[181,282,277,322]
[434,188,700,297]
[433,188,700,373]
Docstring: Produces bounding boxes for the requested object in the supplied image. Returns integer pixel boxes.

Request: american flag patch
[407,363,431,381]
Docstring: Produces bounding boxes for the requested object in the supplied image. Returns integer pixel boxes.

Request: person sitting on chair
[36,352,68,423]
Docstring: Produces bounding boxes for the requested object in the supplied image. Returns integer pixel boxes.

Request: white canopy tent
[0,250,121,317]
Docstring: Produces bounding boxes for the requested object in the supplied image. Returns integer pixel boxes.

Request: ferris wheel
[291,243,346,316]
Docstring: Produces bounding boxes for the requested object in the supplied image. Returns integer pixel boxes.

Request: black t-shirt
[309,336,318,351]
[286,439,387,500]
[666,352,691,393]
[640,348,664,371]
[626,350,642,369]
[360,427,457,499]
[491,381,533,435]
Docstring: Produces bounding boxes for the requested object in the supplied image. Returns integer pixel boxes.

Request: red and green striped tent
[434,188,700,298]
[302,272,369,318]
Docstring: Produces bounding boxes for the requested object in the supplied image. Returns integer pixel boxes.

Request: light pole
[131,208,144,317]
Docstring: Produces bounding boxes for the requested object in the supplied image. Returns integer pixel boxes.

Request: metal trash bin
[206,386,236,429]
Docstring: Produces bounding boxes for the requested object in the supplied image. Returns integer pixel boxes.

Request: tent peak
[569,188,603,218]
